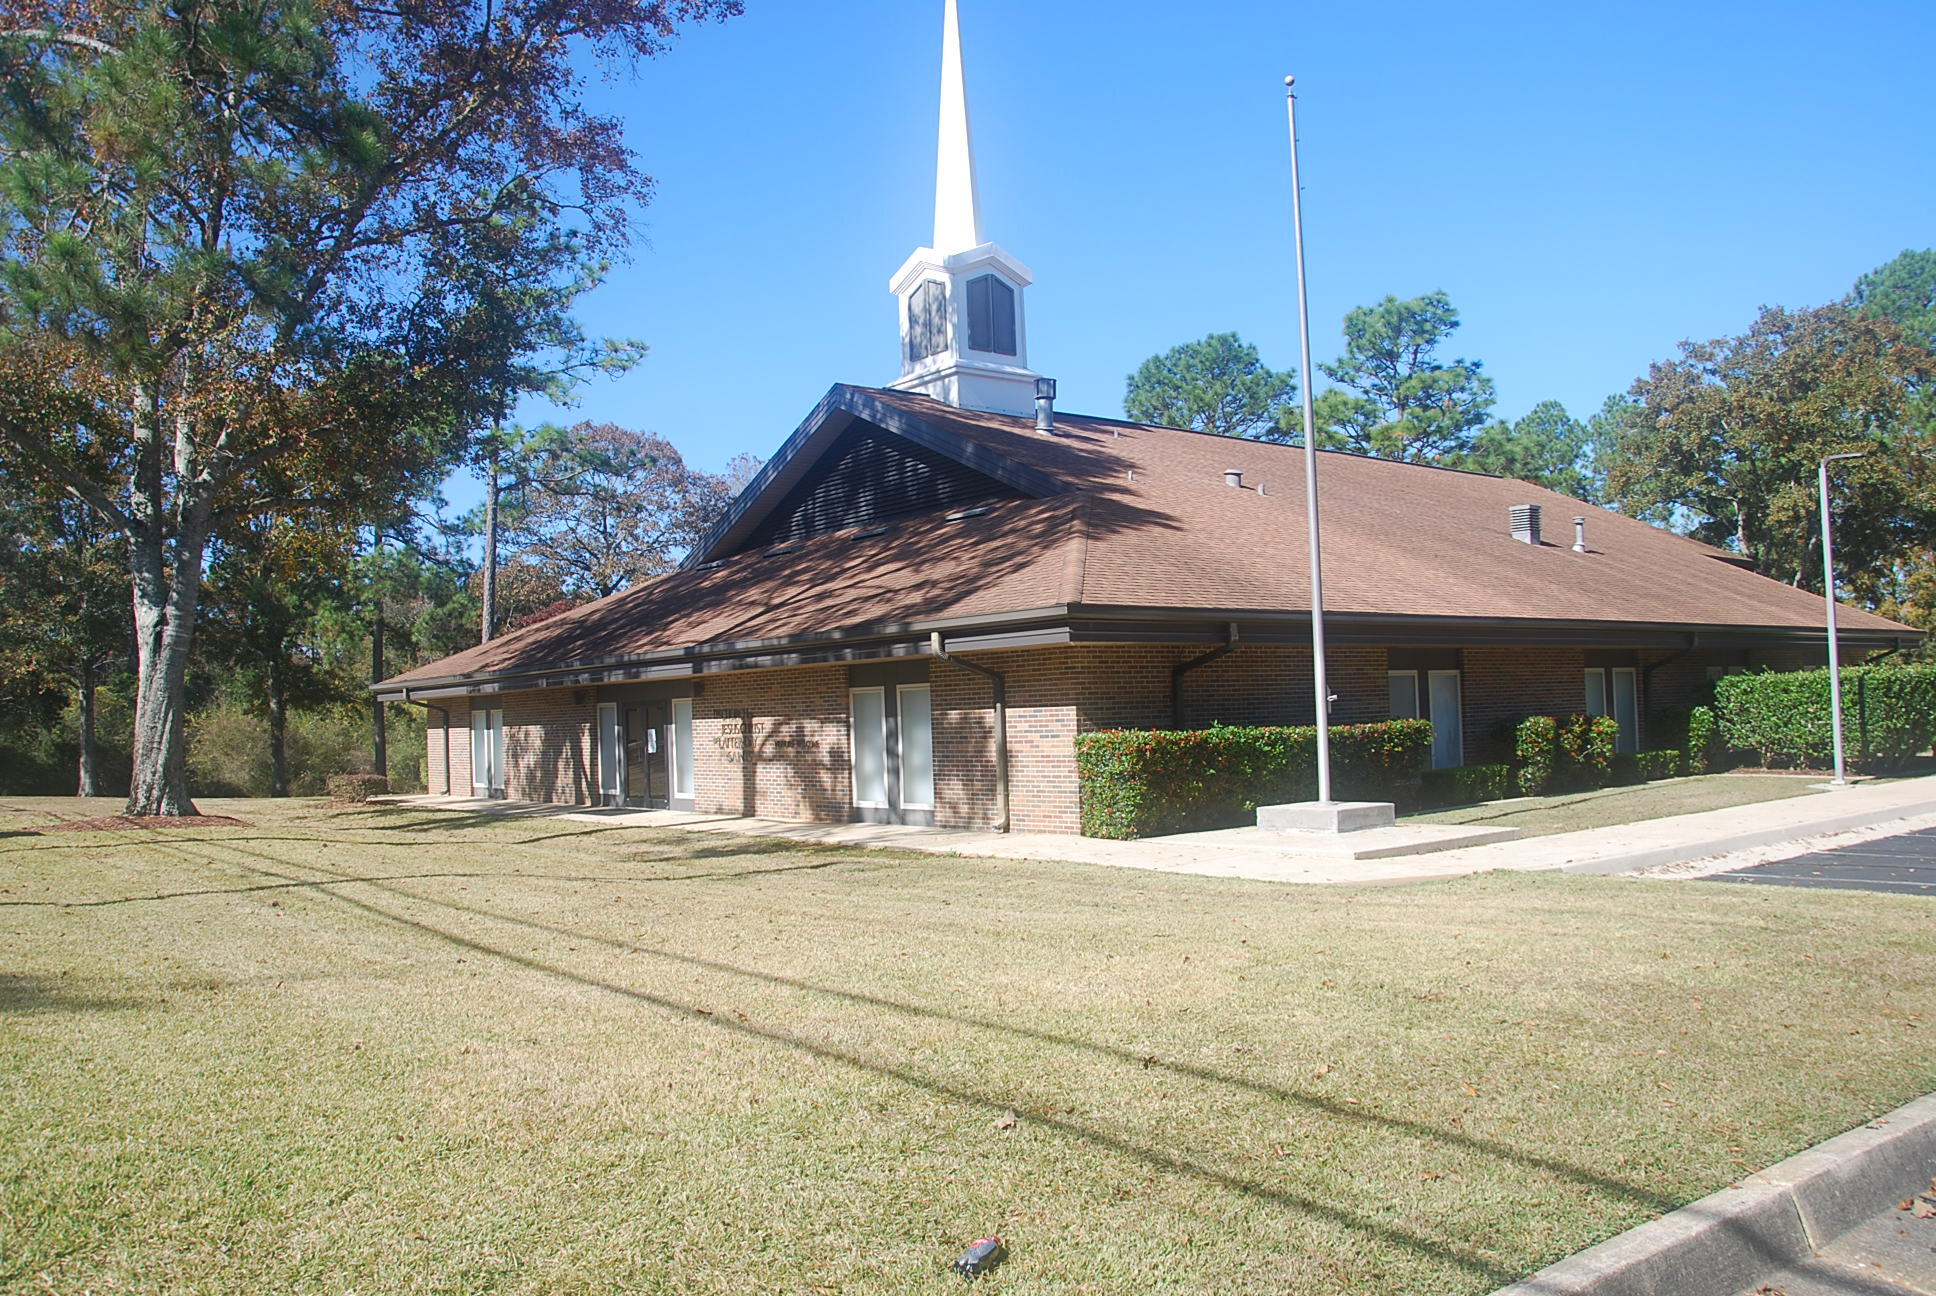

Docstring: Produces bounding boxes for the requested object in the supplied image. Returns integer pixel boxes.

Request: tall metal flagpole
[1819,451,1867,787]
[1286,75,1332,804]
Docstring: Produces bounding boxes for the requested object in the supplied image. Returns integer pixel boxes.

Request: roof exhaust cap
[1573,516,1588,553]
[1034,377,1057,435]
[1509,503,1542,545]
[1224,468,1244,488]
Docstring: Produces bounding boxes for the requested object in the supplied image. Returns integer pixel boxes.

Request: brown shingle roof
[381,385,1914,688]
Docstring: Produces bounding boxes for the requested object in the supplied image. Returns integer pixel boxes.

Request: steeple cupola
[889,0,1039,416]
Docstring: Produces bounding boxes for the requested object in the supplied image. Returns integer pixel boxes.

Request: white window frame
[1388,671,1420,720]
[1583,669,1608,718]
[470,708,506,797]
[849,687,889,808]
[597,703,621,802]
[1427,670,1464,770]
[1611,667,1640,755]
[895,683,935,810]
[670,698,695,800]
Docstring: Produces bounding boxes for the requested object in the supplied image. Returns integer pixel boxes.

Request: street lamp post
[1819,451,1867,787]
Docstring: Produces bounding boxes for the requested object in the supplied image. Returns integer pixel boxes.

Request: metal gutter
[1170,622,1239,726]
[930,631,1008,833]
[373,604,1918,698]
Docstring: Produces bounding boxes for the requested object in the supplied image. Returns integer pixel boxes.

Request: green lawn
[1406,772,1825,836]
[2,797,1931,1295]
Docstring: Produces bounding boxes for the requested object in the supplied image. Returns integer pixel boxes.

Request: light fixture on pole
[1819,451,1867,787]
[1285,74,1332,806]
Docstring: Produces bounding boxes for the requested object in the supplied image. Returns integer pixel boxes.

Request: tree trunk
[126,548,204,816]
[482,441,498,643]
[267,654,288,797]
[370,611,387,777]
[76,662,99,798]
[124,382,206,818]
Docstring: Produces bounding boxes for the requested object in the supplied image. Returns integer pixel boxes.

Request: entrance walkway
[392,772,1936,886]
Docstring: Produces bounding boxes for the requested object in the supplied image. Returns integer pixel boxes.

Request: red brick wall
[420,689,596,802]
[500,689,596,804]
[689,665,851,822]
[1462,646,1589,762]
[419,638,1851,829]
[424,697,471,796]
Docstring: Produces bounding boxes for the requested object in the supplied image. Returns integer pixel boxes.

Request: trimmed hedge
[1651,705,1721,775]
[326,773,390,803]
[1714,666,1936,771]
[1612,749,1682,785]
[1075,720,1432,839]
[1514,716,1558,796]
[1420,763,1512,808]
[1514,713,1621,795]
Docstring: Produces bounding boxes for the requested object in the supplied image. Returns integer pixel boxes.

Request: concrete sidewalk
[389,772,1936,886]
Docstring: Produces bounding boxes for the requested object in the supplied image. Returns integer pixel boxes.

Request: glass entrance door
[622,701,670,809]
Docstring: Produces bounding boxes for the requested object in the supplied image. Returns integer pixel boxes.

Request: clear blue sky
[459,0,1935,504]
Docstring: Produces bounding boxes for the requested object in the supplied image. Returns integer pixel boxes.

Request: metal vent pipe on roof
[1034,377,1057,435]
[1573,516,1588,553]
[1510,504,1542,545]
[1224,468,1243,488]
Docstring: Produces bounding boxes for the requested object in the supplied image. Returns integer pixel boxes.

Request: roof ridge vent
[1510,504,1542,545]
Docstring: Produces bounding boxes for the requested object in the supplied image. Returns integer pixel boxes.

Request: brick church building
[375,4,1917,835]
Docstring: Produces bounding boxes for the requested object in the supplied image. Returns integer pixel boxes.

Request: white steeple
[932,0,983,255]
[890,0,1039,417]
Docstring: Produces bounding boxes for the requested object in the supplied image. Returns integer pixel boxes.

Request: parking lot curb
[1487,1091,1936,1296]
[1556,796,1936,876]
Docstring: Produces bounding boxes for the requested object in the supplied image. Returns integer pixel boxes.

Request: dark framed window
[908,280,949,363]
[966,274,1017,355]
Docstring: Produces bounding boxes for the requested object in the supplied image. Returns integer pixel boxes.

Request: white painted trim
[896,683,936,810]
[1427,671,1464,770]
[849,687,889,809]
[670,698,694,800]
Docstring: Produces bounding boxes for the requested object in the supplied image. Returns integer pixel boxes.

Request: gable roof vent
[1224,468,1244,488]
[1510,504,1542,545]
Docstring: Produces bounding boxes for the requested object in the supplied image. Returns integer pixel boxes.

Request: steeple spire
[933,0,983,255]
[888,0,1039,416]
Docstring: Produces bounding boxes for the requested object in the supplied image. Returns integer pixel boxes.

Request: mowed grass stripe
[2,798,1932,1294]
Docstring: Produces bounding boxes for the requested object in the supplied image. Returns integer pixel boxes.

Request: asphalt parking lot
[1707,826,1936,896]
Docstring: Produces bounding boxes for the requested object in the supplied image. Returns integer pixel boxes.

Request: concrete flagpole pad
[1257,800,1397,833]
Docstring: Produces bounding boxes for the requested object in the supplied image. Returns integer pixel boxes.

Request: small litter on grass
[952,1236,1006,1279]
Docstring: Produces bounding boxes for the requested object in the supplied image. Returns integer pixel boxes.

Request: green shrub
[1419,763,1512,808]
[1556,714,1620,789]
[1636,749,1681,781]
[1612,749,1683,785]
[326,773,390,802]
[1515,713,1620,794]
[1075,720,1433,839]
[1685,706,1719,773]
[1514,716,1558,796]
[1714,666,1936,771]
[1650,705,1721,775]
[187,701,380,796]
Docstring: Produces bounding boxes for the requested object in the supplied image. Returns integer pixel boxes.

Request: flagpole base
[1257,801,1397,834]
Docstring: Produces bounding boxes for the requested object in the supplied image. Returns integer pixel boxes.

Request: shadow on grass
[149,835,1720,1287]
[0,974,137,1016]
[0,857,860,909]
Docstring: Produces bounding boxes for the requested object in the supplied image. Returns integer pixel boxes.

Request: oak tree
[1601,303,1936,599]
